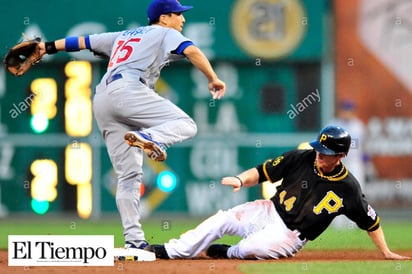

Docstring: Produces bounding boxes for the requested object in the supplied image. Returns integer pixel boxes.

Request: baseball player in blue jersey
[145,126,409,260]
[36,0,226,249]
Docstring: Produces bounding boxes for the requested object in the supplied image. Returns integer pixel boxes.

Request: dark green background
[0,0,327,216]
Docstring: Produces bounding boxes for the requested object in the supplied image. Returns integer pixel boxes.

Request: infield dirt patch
[2,249,411,274]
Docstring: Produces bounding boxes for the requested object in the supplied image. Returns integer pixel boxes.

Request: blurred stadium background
[0,0,411,230]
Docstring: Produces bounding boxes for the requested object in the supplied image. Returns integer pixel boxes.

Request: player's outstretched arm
[4,36,90,77]
[367,226,410,260]
[221,168,260,192]
[38,37,88,58]
[183,45,226,100]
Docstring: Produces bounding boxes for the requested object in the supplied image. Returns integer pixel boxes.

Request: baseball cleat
[206,244,230,258]
[144,244,169,259]
[124,131,167,161]
[124,240,149,249]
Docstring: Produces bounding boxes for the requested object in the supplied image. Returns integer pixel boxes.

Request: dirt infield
[2,250,411,274]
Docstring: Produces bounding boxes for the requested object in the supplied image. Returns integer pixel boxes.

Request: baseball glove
[3,37,42,76]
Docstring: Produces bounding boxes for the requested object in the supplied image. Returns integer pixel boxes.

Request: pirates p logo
[313,191,344,215]
[320,134,328,143]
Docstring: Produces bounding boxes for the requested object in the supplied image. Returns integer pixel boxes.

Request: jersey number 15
[108,38,141,68]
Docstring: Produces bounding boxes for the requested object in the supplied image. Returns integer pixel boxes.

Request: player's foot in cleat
[124,240,149,249]
[144,244,169,259]
[124,131,167,161]
[206,244,231,258]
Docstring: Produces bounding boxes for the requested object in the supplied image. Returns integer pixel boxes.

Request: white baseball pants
[165,199,307,259]
[93,77,197,243]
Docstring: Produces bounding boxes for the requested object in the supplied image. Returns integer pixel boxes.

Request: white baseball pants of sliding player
[164,199,307,259]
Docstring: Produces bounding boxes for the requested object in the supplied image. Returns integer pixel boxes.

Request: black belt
[298,234,306,241]
[106,73,146,85]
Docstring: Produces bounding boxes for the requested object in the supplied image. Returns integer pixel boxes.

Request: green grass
[1,217,411,274]
[0,215,240,249]
[0,217,410,250]
[304,220,412,250]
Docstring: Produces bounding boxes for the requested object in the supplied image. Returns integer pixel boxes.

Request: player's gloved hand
[4,38,44,76]
[221,176,242,192]
[209,78,226,100]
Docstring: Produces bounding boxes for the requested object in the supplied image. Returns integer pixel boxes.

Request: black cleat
[206,244,231,258]
[145,244,170,259]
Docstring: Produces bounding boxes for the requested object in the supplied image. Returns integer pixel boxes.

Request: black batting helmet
[309,126,351,155]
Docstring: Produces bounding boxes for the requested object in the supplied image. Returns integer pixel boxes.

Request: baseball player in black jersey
[145,126,409,260]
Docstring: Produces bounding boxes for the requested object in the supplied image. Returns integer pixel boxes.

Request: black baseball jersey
[256,149,380,241]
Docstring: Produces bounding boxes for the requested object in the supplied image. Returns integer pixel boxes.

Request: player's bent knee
[186,118,197,137]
